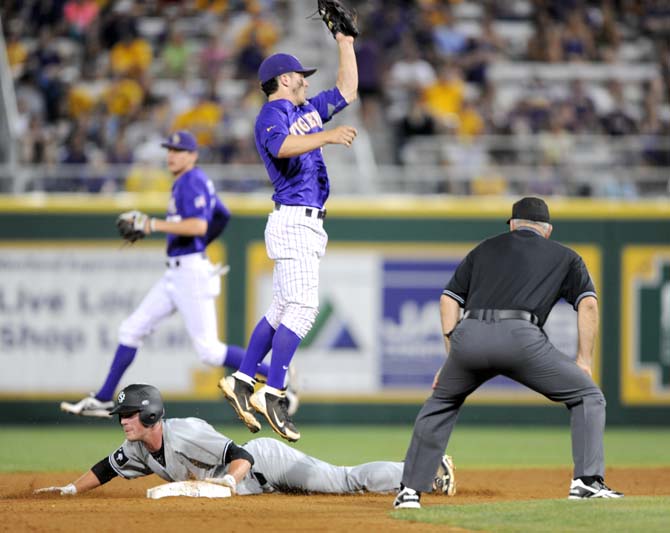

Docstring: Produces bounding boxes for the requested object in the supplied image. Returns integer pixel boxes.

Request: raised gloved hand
[116,210,149,243]
[317,0,359,39]
[34,483,77,496]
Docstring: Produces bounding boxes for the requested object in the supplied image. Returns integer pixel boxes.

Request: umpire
[393,197,623,509]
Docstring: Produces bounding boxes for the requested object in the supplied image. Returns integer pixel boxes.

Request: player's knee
[194,341,226,367]
[570,389,606,411]
[282,304,318,339]
[585,389,606,409]
[265,301,286,330]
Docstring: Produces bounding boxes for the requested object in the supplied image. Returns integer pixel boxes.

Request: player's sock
[267,325,301,389]
[224,345,270,376]
[238,317,275,378]
[96,344,137,401]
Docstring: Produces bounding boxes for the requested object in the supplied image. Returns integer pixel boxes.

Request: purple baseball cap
[161,130,198,152]
[258,53,317,84]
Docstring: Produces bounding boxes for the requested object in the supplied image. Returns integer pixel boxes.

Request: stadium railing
[1,135,668,197]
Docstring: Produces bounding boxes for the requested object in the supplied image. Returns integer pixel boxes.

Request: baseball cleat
[285,364,300,417]
[433,454,456,496]
[218,375,261,433]
[393,486,421,509]
[568,478,624,499]
[60,394,114,418]
[250,386,300,442]
[283,388,300,418]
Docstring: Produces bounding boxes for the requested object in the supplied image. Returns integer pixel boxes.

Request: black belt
[463,309,539,325]
[274,202,326,220]
[252,471,268,486]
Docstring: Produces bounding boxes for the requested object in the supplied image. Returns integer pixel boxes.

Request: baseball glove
[317,0,359,38]
[116,210,149,243]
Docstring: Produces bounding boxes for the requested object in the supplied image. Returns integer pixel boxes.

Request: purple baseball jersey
[254,87,348,209]
[166,167,231,257]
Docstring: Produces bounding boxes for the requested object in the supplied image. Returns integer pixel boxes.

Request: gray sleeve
[108,442,152,479]
[169,418,232,466]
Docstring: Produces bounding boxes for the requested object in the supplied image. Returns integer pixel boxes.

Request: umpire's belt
[463,309,539,325]
[274,202,326,220]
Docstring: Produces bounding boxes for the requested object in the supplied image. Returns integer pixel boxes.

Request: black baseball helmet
[109,384,165,427]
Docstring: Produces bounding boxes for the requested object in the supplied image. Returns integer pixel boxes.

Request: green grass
[392,497,670,532]
[1,425,669,472]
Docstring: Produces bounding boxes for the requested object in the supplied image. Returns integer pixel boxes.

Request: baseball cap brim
[160,142,194,151]
[297,68,317,78]
[260,67,317,84]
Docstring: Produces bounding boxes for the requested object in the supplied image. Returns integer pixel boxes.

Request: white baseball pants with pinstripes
[263,206,328,338]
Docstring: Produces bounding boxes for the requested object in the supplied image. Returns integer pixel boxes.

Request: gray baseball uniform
[109,417,402,495]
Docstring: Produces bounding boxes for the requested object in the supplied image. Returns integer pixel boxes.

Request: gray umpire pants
[402,316,606,492]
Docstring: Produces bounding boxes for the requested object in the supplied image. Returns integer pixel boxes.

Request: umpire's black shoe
[393,486,421,509]
[568,478,624,499]
[219,374,261,433]
[250,386,301,442]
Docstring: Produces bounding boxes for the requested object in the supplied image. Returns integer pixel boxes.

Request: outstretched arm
[276,126,357,157]
[34,468,102,496]
[34,456,121,496]
[335,33,357,103]
[149,217,207,236]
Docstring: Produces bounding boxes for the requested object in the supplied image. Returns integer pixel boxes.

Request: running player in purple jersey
[220,32,358,442]
[61,131,280,418]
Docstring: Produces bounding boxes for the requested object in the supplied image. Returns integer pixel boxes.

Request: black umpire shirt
[443,227,596,327]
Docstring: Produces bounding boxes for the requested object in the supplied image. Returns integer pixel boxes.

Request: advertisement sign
[248,242,601,402]
[621,246,670,405]
[0,243,225,396]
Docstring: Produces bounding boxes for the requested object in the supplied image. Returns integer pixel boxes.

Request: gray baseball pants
[239,438,402,495]
[402,317,606,492]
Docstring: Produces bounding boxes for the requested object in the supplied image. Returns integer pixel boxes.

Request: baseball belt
[274,202,327,220]
[463,309,539,325]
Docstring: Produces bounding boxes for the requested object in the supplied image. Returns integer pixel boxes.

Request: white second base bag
[146,481,232,499]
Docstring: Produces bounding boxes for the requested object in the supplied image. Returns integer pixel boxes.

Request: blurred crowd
[349,0,669,196]
[4,0,287,192]
[3,0,670,195]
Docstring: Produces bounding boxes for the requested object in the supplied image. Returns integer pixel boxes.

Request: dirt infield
[2,468,669,532]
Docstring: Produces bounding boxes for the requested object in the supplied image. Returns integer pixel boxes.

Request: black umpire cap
[507,197,551,224]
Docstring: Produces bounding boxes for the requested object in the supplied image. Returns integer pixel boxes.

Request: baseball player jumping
[39,384,456,498]
[60,132,296,419]
[220,30,358,442]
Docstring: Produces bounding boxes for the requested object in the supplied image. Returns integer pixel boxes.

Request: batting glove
[34,483,77,496]
[204,474,237,494]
